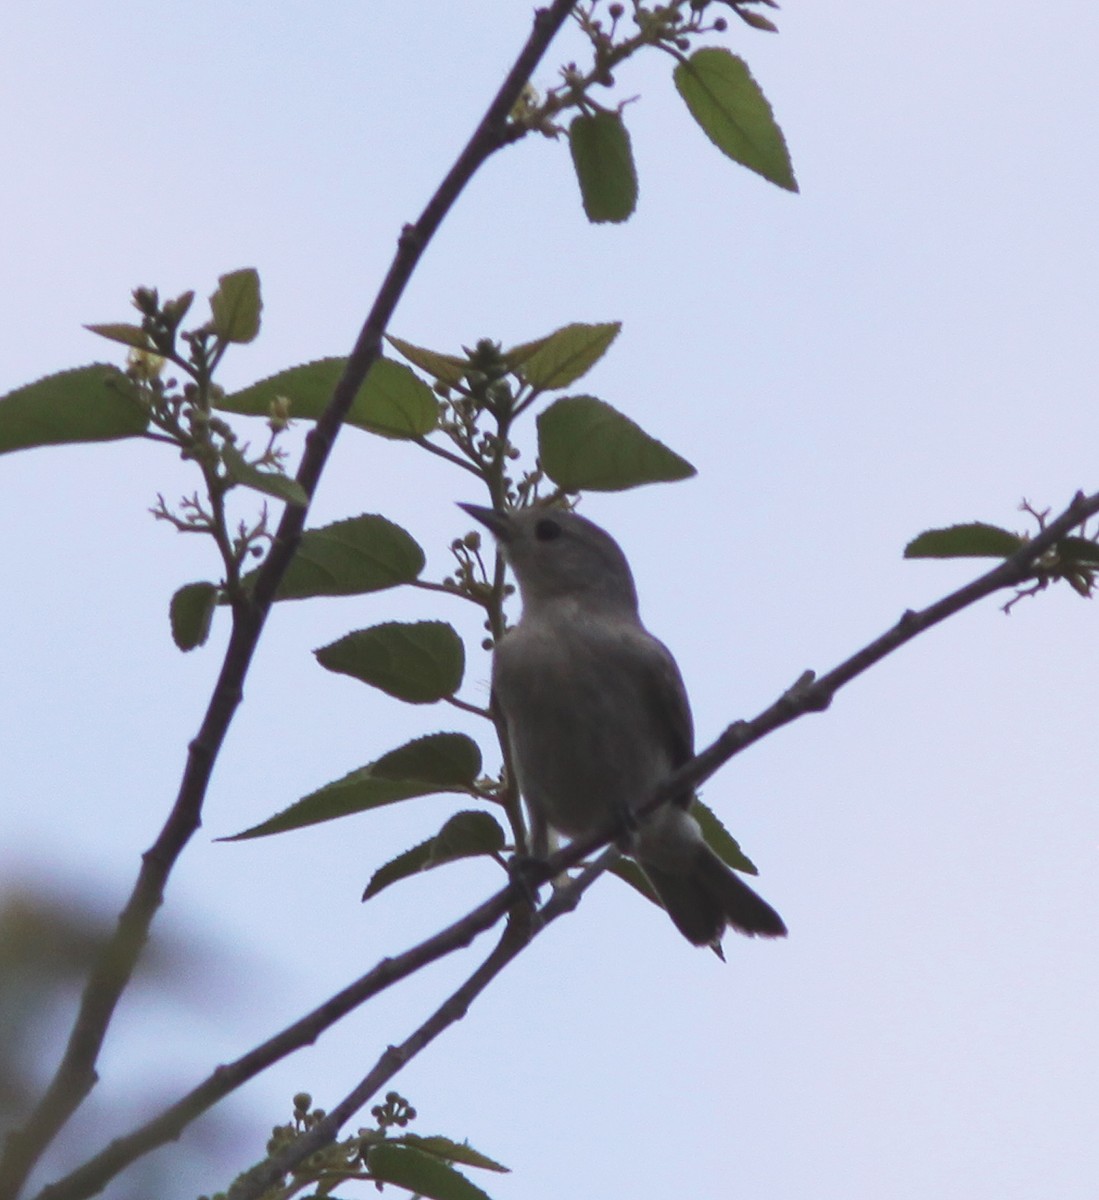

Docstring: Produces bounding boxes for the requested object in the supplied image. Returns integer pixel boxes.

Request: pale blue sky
[2,4,1098,1199]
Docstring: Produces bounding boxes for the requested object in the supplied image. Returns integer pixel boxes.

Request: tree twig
[0,5,580,1198]
[27,488,1098,1200]
[223,849,620,1200]
[32,844,618,1200]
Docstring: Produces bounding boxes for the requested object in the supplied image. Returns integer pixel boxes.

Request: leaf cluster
[207,1091,507,1200]
[515,0,797,223]
[0,261,757,931]
[905,501,1099,613]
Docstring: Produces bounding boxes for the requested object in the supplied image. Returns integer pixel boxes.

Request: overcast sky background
[3,3,1099,1198]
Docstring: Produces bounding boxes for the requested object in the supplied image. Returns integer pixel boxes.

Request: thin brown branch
[31,887,517,1200]
[671,488,1099,800]
[223,849,619,1200]
[32,843,615,1200]
[0,5,580,1198]
[407,578,483,604]
[28,487,1099,1200]
[410,433,483,476]
[443,694,493,718]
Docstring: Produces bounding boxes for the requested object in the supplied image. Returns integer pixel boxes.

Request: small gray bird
[460,503,786,951]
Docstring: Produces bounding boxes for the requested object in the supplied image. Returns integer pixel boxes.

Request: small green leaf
[362,811,506,901]
[904,523,1026,559]
[1056,536,1099,568]
[568,111,639,223]
[223,732,482,840]
[429,809,506,866]
[368,1143,493,1200]
[163,290,195,327]
[738,8,779,32]
[244,513,424,601]
[217,357,342,421]
[399,1135,508,1174]
[516,322,621,391]
[386,335,468,388]
[83,323,153,352]
[608,858,661,906]
[169,582,218,651]
[501,333,552,370]
[372,732,481,786]
[362,836,438,900]
[674,48,797,191]
[357,356,440,439]
[208,267,262,344]
[221,442,309,506]
[216,356,438,438]
[315,620,464,703]
[537,395,695,492]
[0,364,149,454]
[693,800,758,874]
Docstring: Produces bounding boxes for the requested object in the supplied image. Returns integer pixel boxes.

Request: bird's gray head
[459,504,639,615]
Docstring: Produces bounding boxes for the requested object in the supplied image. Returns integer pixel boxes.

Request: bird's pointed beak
[457,502,513,541]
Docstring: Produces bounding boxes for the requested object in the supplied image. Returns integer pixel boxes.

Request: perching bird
[459,503,786,952]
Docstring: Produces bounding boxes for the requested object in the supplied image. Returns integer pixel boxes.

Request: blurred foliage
[0,885,248,1200]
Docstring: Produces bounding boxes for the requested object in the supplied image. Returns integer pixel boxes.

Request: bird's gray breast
[492,613,683,839]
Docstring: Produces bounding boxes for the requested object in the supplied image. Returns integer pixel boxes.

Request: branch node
[897,608,920,632]
[398,222,423,253]
[782,669,826,712]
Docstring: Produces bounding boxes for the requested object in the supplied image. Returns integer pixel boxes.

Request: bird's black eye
[534,518,562,542]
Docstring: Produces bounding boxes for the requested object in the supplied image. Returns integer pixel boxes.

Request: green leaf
[216,357,342,420]
[362,811,506,901]
[315,620,464,703]
[674,48,797,191]
[738,8,779,32]
[429,809,505,866]
[1056,535,1099,568]
[537,395,696,492]
[244,513,424,601]
[568,111,639,223]
[516,322,621,391]
[501,333,553,370]
[83,323,153,352]
[386,335,468,388]
[693,800,758,874]
[221,442,309,506]
[399,1135,508,1174]
[368,1143,493,1200]
[222,732,482,840]
[363,838,439,900]
[208,267,262,344]
[372,732,481,786]
[904,523,1026,559]
[169,582,218,652]
[608,858,661,906]
[0,364,149,454]
[356,356,440,439]
[216,356,438,439]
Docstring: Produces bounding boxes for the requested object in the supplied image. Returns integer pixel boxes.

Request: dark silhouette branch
[31,490,1099,1200]
[0,5,580,1198]
[222,850,619,1200]
[31,850,618,1200]
[672,489,1099,799]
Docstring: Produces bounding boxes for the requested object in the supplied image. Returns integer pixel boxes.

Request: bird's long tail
[643,845,787,950]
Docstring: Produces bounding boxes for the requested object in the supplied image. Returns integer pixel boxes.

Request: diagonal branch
[670,488,1099,801]
[222,849,620,1200]
[0,5,580,1198]
[27,489,1098,1200]
[32,849,618,1200]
